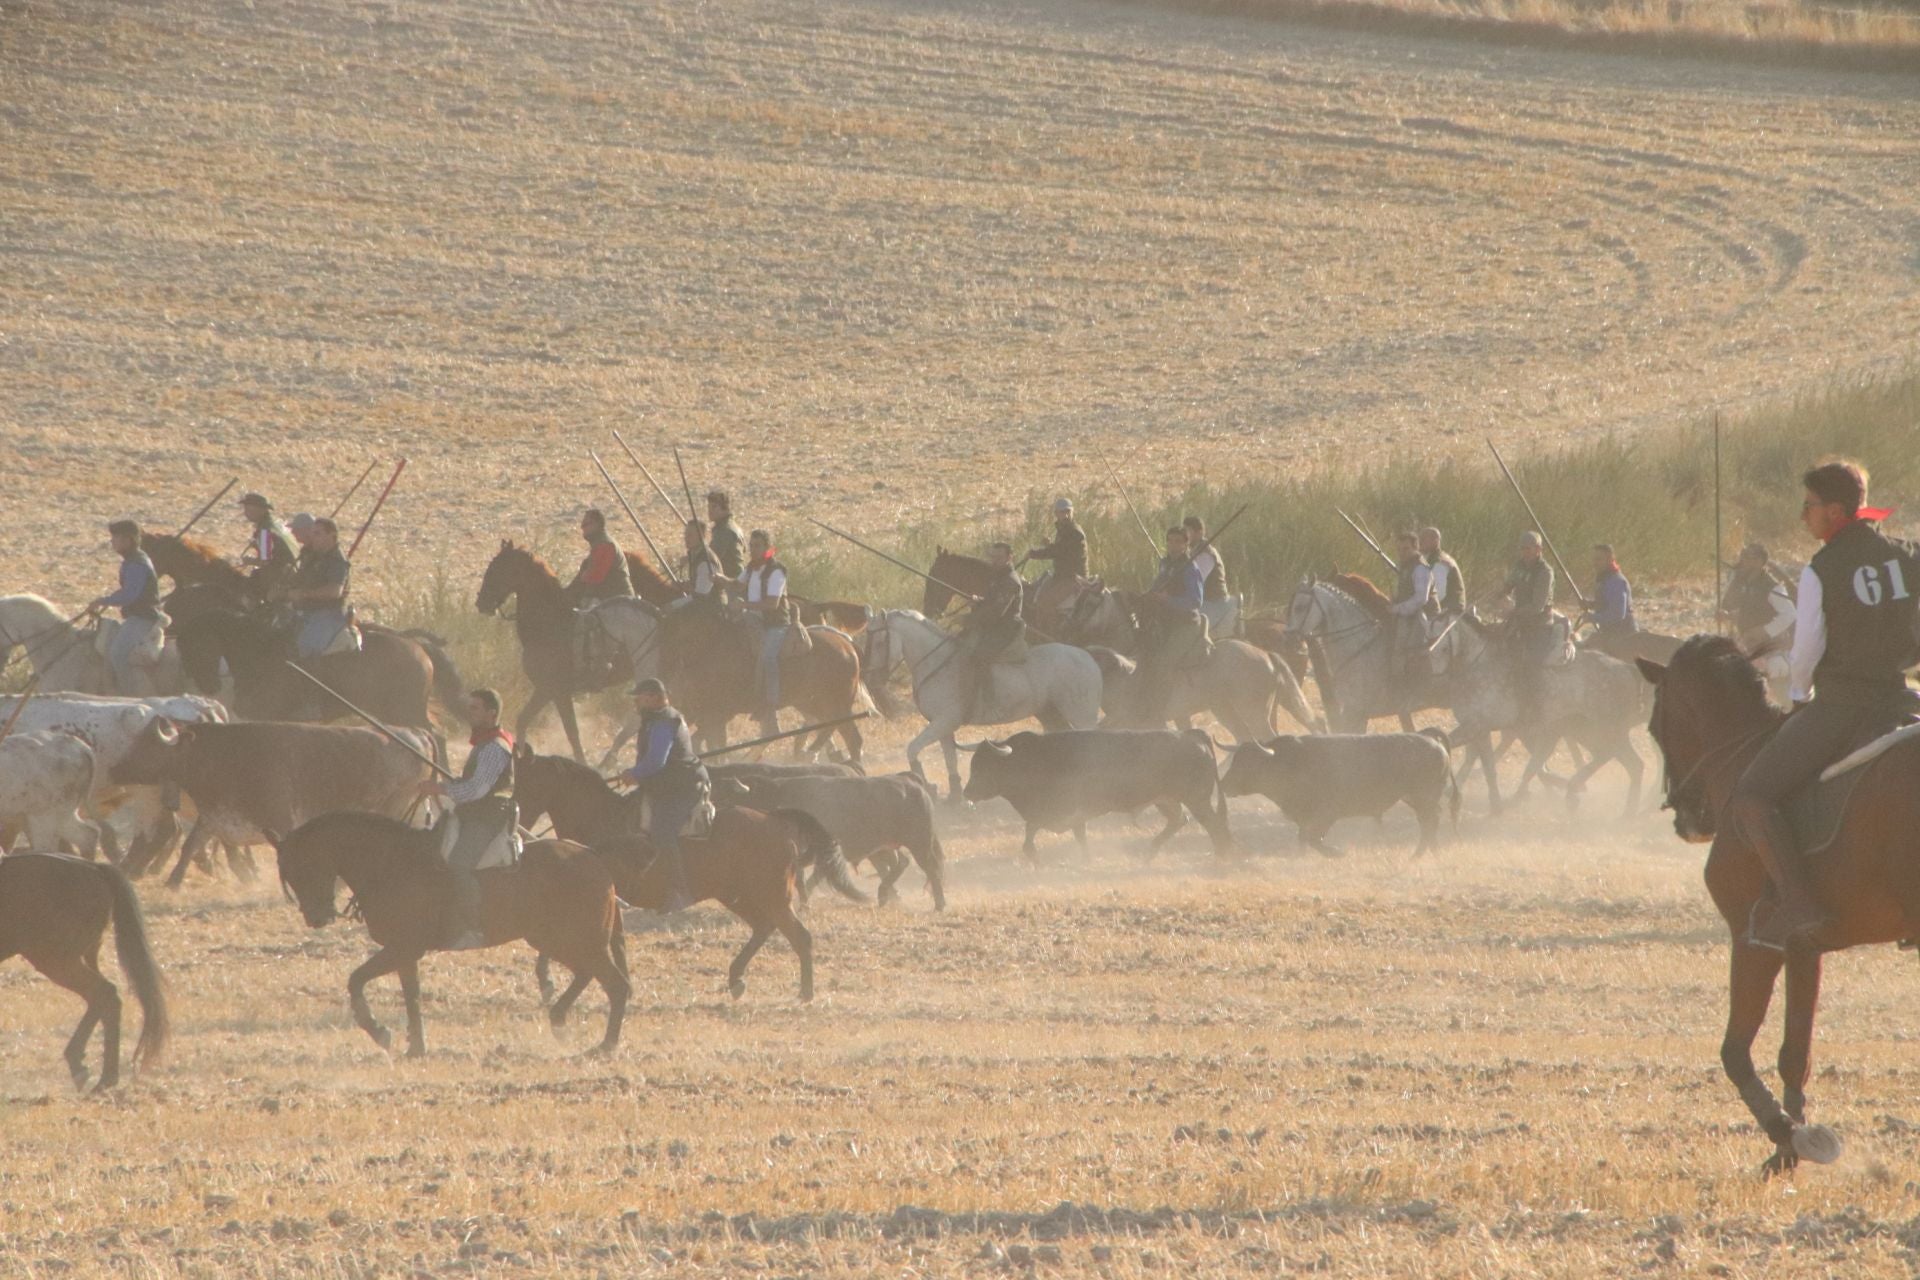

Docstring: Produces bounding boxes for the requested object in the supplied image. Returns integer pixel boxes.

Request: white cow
[0,693,229,868]
[0,730,102,856]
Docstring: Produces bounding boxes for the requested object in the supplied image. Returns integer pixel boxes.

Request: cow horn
[980,740,1012,756]
[154,716,179,745]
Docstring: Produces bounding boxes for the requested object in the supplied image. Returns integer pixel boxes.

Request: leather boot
[658,842,694,913]
[1744,807,1832,951]
[447,872,486,949]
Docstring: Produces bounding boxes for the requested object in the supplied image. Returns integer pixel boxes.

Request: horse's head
[923,550,959,617]
[1637,634,1774,843]
[477,540,534,616]
[270,828,339,928]
[1286,578,1324,636]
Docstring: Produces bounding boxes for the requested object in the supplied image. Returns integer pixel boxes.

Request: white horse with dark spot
[860,609,1102,799]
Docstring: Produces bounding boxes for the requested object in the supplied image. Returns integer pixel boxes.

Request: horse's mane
[623,551,678,607]
[1329,572,1394,621]
[494,540,560,581]
[145,532,245,582]
[1668,634,1770,709]
[521,750,615,792]
[930,548,993,574]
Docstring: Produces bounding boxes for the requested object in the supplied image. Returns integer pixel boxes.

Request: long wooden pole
[346,458,407,560]
[176,478,239,538]
[697,712,870,761]
[612,431,687,525]
[1335,508,1399,574]
[805,517,979,603]
[671,444,698,531]
[1093,444,1161,561]
[330,459,381,521]
[1713,413,1724,632]
[590,450,681,584]
[1486,439,1589,609]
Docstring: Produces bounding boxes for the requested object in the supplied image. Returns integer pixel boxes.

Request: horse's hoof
[728,979,745,1000]
[548,1017,568,1040]
[90,1076,119,1096]
[1791,1124,1843,1165]
[1761,1147,1799,1179]
[581,1043,615,1060]
[369,1027,393,1052]
[405,1044,425,1060]
[799,988,815,1003]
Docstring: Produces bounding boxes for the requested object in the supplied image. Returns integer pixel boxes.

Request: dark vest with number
[1809,519,1920,701]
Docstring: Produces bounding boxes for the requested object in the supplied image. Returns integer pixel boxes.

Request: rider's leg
[648,793,696,912]
[1726,701,1862,950]
[758,626,785,734]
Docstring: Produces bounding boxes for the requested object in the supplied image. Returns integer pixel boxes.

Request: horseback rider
[238,492,297,597]
[1141,525,1208,721]
[619,677,707,914]
[1387,531,1431,696]
[287,512,316,566]
[417,688,515,950]
[707,491,746,583]
[1586,543,1637,656]
[1727,461,1920,952]
[736,529,788,736]
[280,516,353,659]
[90,519,164,696]
[674,518,724,610]
[1419,527,1464,616]
[563,509,635,607]
[1721,542,1795,654]
[1498,531,1556,721]
[1185,514,1238,640]
[960,542,1026,720]
[1022,498,1087,621]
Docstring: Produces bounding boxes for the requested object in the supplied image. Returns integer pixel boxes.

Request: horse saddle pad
[635,787,717,838]
[1790,711,1920,857]
[440,798,521,872]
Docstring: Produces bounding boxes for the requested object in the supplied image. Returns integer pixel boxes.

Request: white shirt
[1391,563,1433,618]
[746,565,786,604]
[1428,558,1454,609]
[442,738,512,806]
[689,560,715,597]
[1192,548,1218,582]
[1787,565,1826,704]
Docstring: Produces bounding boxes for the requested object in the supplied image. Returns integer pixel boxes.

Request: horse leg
[397,956,427,1058]
[535,954,557,1007]
[599,719,639,772]
[940,735,964,803]
[1717,940,1796,1173]
[165,817,214,890]
[1779,950,1823,1127]
[555,694,587,766]
[727,925,772,1000]
[549,970,592,1035]
[1397,711,1415,733]
[774,908,815,1002]
[1471,733,1503,815]
[33,952,117,1091]
[348,947,405,1053]
[515,691,553,754]
[592,945,631,1055]
[226,843,259,882]
[838,720,864,767]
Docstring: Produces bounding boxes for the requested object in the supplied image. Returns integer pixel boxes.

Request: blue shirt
[1593,568,1634,629]
[101,553,159,617]
[1157,555,1204,611]
[625,718,679,783]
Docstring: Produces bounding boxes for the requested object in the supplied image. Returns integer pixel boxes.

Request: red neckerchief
[470,725,514,751]
[1822,508,1893,543]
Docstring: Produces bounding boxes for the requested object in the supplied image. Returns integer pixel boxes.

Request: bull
[0,731,103,857]
[714,772,945,909]
[1220,732,1458,858]
[962,728,1233,862]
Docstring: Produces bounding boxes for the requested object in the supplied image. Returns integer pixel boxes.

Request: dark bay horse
[1636,634,1920,1175]
[0,852,169,1091]
[511,750,867,1007]
[272,811,630,1056]
[924,548,1038,620]
[173,607,455,727]
[475,542,613,763]
[657,606,870,762]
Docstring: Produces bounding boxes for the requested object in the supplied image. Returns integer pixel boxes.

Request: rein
[1661,721,1777,814]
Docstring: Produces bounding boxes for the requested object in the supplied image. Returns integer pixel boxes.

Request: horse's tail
[775,808,868,904]
[399,629,465,710]
[98,861,169,1070]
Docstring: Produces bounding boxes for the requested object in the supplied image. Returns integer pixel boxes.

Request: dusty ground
[7,718,1920,1277]
[5,0,1920,609]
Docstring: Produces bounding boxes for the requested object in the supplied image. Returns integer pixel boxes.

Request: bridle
[1649,677,1777,815]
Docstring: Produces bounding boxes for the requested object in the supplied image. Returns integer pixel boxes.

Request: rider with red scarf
[419,689,516,949]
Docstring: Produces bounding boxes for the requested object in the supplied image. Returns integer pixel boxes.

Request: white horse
[0,594,113,693]
[575,598,669,769]
[860,609,1103,799]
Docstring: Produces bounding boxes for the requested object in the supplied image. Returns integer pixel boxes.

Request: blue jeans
[296,609,349,659]
[107,616,161,696]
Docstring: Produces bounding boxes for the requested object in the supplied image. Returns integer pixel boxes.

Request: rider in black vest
[1728,461,1920,951]
[621,677,708,913]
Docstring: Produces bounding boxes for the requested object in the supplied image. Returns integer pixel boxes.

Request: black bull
[960,728,1234,861]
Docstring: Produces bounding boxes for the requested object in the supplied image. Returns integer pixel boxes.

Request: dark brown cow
[110,720,437,888]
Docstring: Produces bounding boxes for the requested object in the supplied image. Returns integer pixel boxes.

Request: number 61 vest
[1810,519,1920,699]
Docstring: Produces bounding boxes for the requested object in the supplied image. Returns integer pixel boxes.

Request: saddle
[438,797,521,872]
[1790,710,1920,857]
[630,783,717,839]
[94,612,170,665]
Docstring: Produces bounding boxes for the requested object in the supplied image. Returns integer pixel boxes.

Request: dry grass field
[9,0,1920,1275]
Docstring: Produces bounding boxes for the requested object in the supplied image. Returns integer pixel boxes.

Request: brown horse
[0,852,169,1091]
[924,548,1039,620]
[143,532,254,597]
[510,750,868,1008]
[658,606,870,762]
[475,542,611,763]
[272,810,630,1056]
[1636,634,1920,1175]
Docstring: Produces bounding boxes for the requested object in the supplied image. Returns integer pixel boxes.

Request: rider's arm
[441,742,509,805]
[624,720,676,783]
[1390,565,1430,617]
[1592,575,1628,626]
[1786,566,1824,704]
[95,558,151,609]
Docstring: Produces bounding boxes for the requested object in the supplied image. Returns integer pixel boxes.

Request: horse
[923,548,1042,622]
[860,608,1103,799]
[475,542,614,763]
[0,594,117,693]
[511,757,866,1008]
[0,851,169,1091]
[1633,634,1920,1176]
[656,604,871,763]
[1059,586,1320,740]
[173,606,454,728]
[1284,576,1449,733]
[271,810,630,1056]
